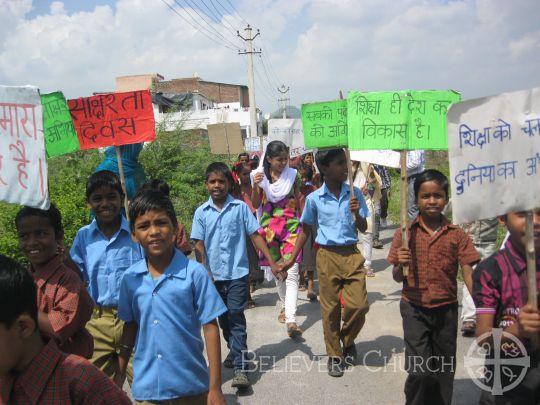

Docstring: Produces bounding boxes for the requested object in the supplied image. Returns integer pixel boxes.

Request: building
[115,73,261,137]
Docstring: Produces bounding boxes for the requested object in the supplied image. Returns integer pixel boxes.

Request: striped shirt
[0,340,131,405]
[473,239,540,332]
[31,255,94,358]
[388,215,480,308]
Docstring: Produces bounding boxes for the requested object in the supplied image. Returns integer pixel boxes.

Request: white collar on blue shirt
[201,194,240,212]
[132,249,188,279]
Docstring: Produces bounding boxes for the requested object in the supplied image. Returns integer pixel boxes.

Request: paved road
[220,222,482,404]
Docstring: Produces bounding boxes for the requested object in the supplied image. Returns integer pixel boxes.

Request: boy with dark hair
[473,209,540,404]
[115,190,227,404]
[70,170,144,378]
[0,255,131,404]
[191,162,283,389]
[388,169,480,405]
[284,148,370,377]
[15,204,94,358]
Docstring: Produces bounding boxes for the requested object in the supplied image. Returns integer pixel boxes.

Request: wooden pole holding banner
[339,91,355,197]
[525,211,538,348]
[400,150,409,277]
[115,146,130,222]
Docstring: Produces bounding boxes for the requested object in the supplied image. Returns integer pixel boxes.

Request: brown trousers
[317,245,369,358]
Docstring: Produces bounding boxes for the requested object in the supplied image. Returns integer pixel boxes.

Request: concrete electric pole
[238,25,261,149]
[277,84,290,119]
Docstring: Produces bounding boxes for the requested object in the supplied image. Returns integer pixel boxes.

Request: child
[387,169,480,405]
[473,209,540,404]
[140,179,192,256]
[284,148,370,377]
[352,162,382,277]
[15,204,94,358]
[301,152,321,187]
[298,164,318,300]
[251,141,303,338]
[232,162,262,308]
[372,164,391,248]
[70,170,144,379]
[0,255,131,404]
[191,162,282,389]
[115,190,227,404]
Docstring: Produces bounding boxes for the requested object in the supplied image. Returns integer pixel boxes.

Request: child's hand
[207,388,226,405]
[271,262,288,282]
[113,368,126,388]
[361,185,369,196]
[517,304,540,337]
[350,197,360,214]
[253,172,264,185]
[396,247,411,266]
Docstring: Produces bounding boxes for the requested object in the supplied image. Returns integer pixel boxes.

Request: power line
[201,0,241,40]
[175,0,240,49]
[160,0,238,50]
[258,54,280,90]
[218,0,249,26]
[258,33,282,88]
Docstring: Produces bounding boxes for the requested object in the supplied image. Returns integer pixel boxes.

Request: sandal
[366,268,375,277]
[278,308,286,323]
[247,299,256,309]
[307,290,317,301]
[287,323,303,338]
[373,239,383,249]
[298,284,307,292]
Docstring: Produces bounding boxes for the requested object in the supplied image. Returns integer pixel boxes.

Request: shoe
[372,239,383,249]
[327,357,345,377]
[287,323,303,338]
[307,290,317,301]
[461,321,476,337]
[381,217,387,228]
[343,344,357,366]
[231,371,250,389]
[278,308,286,323]
[223,351,234,368]
[366,268,375,277]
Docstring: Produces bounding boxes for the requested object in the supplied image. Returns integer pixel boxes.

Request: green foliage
[0,149,102,263]
[139,127,228,233]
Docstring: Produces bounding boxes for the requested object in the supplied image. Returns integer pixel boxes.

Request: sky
[1,0,539,114]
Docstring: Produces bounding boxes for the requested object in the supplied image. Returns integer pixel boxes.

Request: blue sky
[1,0,539,114]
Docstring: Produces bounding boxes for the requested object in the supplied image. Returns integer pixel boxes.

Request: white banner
[0,85,49,209]
[349,149,400,168]
[267,119,314,158]
[448,87,540,224]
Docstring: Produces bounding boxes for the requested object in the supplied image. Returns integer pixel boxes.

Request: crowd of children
[0,143,538,405]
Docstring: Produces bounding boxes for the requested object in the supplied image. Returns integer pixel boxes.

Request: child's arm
[250,233,286,281]
[462,264,474,295]
[476,306,540,346]
[114,321,138,387]
[203,319,226,405]
[251,172,264,209]
[350,196,368,233]
[282,226,311,272]
[193,240,213,280]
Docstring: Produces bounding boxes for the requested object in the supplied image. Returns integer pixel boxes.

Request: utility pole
[238,25,261,149]
[277,84,290,119]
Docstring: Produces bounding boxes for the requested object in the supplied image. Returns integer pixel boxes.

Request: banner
[245,136,262,152]
[267,119,314,158]
[41,91,80,158]
[349,150,400,168]
[347,90,460,150]
[448,87,540,224]
[0,85,49,209]
[68,90,155,150]
[301,100,348,149]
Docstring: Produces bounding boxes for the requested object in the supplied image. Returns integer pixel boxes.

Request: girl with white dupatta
[252,141,304,338]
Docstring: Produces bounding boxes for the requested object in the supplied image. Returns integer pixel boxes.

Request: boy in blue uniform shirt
[115,190,227,404]
[191,162,282,389]
[70,170,144,379]
[284,149,369,377]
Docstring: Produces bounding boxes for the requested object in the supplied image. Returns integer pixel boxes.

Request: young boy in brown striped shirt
[388,169,480,405]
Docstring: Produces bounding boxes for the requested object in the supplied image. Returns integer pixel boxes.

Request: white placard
[448,87,540,224]
[245,136,262,152]
[0,85,49,209]
[349,149,400,168]
[267,119,314,158]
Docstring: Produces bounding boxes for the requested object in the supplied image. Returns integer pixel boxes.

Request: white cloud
[0,0,539,112]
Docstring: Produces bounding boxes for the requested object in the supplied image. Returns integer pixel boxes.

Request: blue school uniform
[118,249,227,401]
[70,216,144,306]
[301,182,369,246]
[190,195,261,281]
